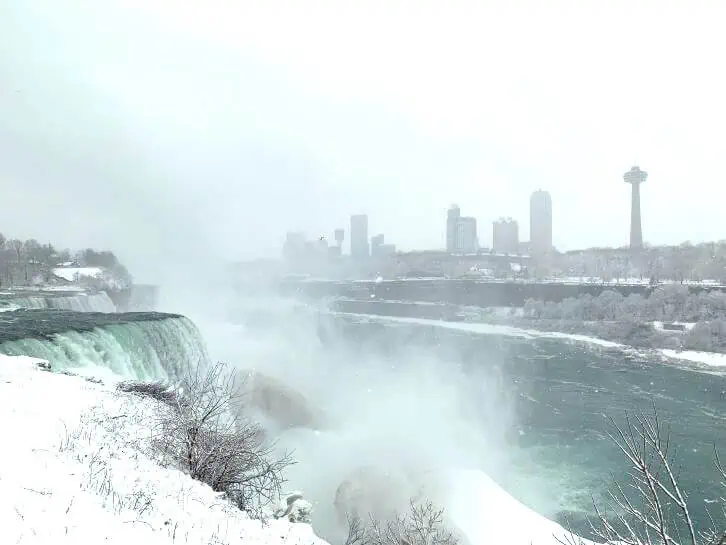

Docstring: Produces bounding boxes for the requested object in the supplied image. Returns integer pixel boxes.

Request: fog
[2,1,726,284]
[165,281,515,542]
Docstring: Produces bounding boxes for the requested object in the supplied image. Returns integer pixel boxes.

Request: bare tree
[558,406,726,545]
[345,513,368,545]
[346,499,460,545]
[152,362,295,517]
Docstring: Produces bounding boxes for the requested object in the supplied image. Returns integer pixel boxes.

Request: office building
[530,190,553,256]
[493,218,519,254]
[455,216,478,253]
[350,214,369,259]
[446,205,461,253]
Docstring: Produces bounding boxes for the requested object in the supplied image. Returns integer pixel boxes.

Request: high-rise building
[624,166,647,250]
[530,190,552,256]
[492,218,519,254]
[282,231,306,262]
[446,205,461,253]
[350,214,369,260]
[334,228,345,248]
[455,216,478,254]
[370,233,384,254]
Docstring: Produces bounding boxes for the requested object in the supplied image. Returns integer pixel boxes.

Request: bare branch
[150,361,295,518]
[587,406,706,545]
[344,498,459,545]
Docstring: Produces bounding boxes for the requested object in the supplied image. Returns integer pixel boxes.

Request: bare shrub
[152,361,295,518]
[117,380,181,409]
[558,405,726,545]
[346,499,459,545]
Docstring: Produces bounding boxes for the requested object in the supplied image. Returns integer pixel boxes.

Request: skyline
[2,1,726,283]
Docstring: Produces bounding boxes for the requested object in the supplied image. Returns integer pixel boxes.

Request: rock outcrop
[333,466,421,525]
[236,370,328,431]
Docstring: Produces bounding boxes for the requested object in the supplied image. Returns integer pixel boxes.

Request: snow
[0,353,591,545]
[53,267,104,282]
[660,349,726,368]
[4,285,88,293]
[0,354,328,545]
[444,470,594,545]
[37,285,89,292]
[344,312,623,348]
[652,320,697,332]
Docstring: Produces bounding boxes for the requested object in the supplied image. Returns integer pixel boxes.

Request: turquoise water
[0,309,208,380]
[316,312,726,538]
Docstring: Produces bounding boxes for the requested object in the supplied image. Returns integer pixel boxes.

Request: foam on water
[1,291,117,313]
[0,313,208,381]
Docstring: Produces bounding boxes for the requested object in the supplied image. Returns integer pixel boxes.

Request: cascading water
[0,310,208,381]
[2,291,117,313]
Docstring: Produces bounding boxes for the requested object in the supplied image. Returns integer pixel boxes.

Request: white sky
[2,0,725,278]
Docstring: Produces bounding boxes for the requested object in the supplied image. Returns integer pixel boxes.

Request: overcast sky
[2,1,725,278]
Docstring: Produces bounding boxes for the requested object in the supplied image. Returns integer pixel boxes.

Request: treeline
[557,241,726,284]
[519,285,726,352]
[523,285,726,322]
[0,232,131,288]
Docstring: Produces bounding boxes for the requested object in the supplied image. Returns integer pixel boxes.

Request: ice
[660,348,726,368]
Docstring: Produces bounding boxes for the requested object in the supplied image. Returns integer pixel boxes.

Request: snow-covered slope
[0,354,327,545]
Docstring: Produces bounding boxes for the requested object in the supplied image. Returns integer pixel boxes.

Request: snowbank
[52,266,104,282]
[347,312,623,348]
[0,354,327,545]
[443,470,594,545]
[659,349,726,368]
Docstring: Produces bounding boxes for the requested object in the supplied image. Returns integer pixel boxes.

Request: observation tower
[624,165,648,250]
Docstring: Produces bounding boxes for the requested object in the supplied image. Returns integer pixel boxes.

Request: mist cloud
[2,0,726,279]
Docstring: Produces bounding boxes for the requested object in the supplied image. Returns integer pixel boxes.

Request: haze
[2,0,725,281]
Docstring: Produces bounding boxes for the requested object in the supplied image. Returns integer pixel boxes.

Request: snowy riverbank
[0,353,590,545]
[0,354,325,545]
[344,312,726,371]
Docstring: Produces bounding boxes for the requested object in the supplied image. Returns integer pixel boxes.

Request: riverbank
[0,354,326,545]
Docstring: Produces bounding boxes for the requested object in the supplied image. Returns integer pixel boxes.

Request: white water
[3,292,117,312]
[0,315,208,380]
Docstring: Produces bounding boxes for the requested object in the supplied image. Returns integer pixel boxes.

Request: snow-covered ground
[0,354,326,545]
[652,320,697,332]
[0,353,591,545]
[52,267,104,282]
[659,349,726,368]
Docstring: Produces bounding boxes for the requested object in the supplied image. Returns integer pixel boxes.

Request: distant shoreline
[329,301,726,370]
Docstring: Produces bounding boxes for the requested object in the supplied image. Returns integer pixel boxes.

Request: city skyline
[283,170,672,259]
[3,2,726,283]
[287,188,552,258]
